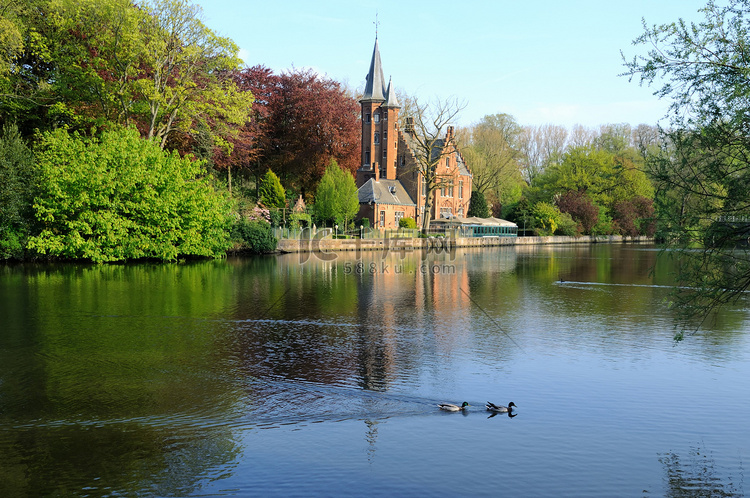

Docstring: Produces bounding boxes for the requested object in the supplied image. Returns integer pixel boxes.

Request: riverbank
[276,235,653,253]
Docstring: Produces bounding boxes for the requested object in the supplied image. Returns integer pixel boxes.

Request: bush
[27,127,231,263]
[231,219,277,253]
[289,212,312,229]
[399,217,417,229]
[531,201,562,236]
[556,212,579,236]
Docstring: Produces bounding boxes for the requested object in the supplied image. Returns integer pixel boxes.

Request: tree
[623,0,750,324]
[467,190,490,218]
[0,0,252,150]
[27,126,230,263]
[263,69,360,197]
[556,190,599,234]
[0,124,35,259]
[460,113,524,206]
[314,160,359,228]
[401,96,466,231]
[258,169,286,209]
[517,124,568,185]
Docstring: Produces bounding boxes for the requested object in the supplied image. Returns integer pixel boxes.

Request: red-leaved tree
[613,196,656,237]
[215,66,360,198]
[556,190,599,234]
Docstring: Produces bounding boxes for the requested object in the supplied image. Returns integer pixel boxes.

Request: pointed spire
[383,77,400,108]
[361,38,386,103]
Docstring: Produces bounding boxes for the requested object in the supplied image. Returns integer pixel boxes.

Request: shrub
[231,219,277,253]
[399,216,417,229]
[531,201,562,236]
[258,169,286,209]
[556,212,580,236]
[27,127,231,263]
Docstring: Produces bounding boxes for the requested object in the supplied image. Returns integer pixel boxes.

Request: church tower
[357,38,400,186]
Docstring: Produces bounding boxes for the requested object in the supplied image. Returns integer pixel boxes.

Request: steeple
[361,38,386,103]
[382,77,400,108]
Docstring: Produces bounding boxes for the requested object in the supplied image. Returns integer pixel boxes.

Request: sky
[195,0,709,129]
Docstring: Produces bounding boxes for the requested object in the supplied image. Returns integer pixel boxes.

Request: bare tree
[517,124,568,185]
[461,113,521,193]
[569,124,597,148]
[402,96,466,231]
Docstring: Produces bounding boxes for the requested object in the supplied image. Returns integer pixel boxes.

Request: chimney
[405,117,414,135]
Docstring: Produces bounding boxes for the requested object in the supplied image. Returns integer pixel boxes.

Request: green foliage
[399,217,417,229]
[0,124,35,259]
[314,160,359,227]
[622,0,750,322]
[231,219,277,253]
[258,169,286,209]
[289,212,311,229]
[467,190,490,218]
[531,202,562,236]
[556,211,579,237]
[27,126,231,263]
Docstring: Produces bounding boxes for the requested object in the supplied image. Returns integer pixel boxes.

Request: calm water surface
[1,244,749,497]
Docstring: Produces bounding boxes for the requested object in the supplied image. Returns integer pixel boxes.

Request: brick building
[356,38,472,229]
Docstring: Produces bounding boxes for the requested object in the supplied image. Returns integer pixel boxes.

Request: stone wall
[276,235,652,253]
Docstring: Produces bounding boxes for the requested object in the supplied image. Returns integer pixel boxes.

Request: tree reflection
[659,444,744,497]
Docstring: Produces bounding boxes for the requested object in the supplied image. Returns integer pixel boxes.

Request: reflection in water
[1,245,750,496]
[659,443,744,497]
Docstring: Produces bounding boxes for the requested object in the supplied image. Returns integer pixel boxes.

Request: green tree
[27,126,230,263]
[258,169,286,209]
[467,190,490,218]
[623,0,750,325]
[531,201,562,236]
[0,124,35,259]
[314,160,359,228]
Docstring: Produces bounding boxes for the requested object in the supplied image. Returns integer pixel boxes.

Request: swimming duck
[485,401,516,413]
[438,402,470,412]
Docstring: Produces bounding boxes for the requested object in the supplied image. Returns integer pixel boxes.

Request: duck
[485,401,516,413]
[438,402,470,412]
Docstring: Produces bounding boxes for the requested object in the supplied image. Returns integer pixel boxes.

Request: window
[440,186,445,197]
[374,132,380,144]
[395,211,404,225]
[384,131,387,141]
[440,207,452,219]
[383,147,387,158]
[379,211,385,227]
[421,177,426,197]
[365,149,370,165]
[374,112,380,123]
[459,180,464,198]
[457,208,464,218]
[365,113,371,123]
[446,158,450,168]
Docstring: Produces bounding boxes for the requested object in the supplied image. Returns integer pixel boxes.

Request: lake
[1,243,748,497]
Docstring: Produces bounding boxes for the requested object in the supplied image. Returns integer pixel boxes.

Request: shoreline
[276,234,654,253]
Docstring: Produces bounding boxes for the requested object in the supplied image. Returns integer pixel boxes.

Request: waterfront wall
[276,235,653,253]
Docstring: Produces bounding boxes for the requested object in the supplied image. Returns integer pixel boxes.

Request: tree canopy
[623,0,750,327]
[314,160,359,228]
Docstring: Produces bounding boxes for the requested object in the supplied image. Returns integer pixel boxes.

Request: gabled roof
[357,178,416,206]
[361,39,386,103]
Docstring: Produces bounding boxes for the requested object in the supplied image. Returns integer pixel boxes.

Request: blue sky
[196,0,708,128]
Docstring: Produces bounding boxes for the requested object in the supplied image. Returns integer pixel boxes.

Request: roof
[382,77,400,108]
[431,216,518,227]
[360,39,386,103]
[357,178,416,206]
